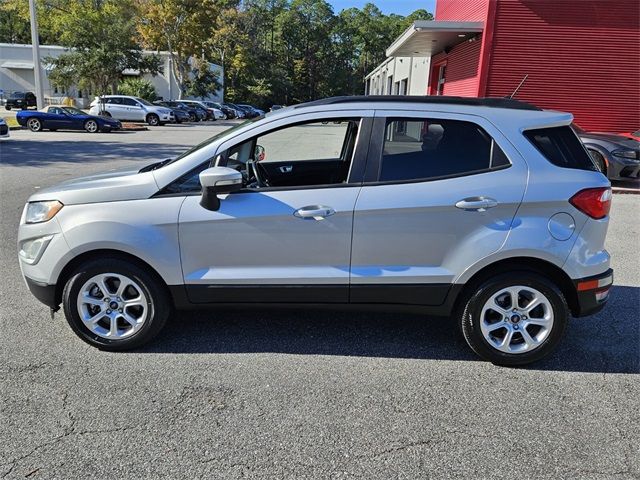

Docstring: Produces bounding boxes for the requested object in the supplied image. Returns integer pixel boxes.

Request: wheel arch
[453,256,578,317]
[54,249,170,307]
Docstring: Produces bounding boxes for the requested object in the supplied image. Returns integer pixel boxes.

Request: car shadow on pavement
[0,139,190,166]
[140,285,639,374]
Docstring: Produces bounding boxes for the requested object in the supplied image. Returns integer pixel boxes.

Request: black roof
[295,95,541,111]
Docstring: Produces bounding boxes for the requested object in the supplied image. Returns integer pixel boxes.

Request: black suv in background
[5,92,37,110]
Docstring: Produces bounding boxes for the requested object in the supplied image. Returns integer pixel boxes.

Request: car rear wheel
[146,113,160,126]
[84,119,99,133]
[62,257,170,350]
[27,118,42,132]
[459,272,569,366]
[188,112,197,122]
[5,106,11,111]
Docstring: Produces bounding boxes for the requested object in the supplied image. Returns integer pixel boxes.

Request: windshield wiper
[138,158,172,173]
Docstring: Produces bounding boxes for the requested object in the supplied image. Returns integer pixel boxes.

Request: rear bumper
[573,268,613,317]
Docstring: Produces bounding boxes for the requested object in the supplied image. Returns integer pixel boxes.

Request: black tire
[101,126,112,133]
[589,149,607,176]
[188,112,197,122]
[84,119,99,133]
[62,257,171,351]
[146,113,160,126]
[459,271,569,366]
[5,106,11,111]
[27,117,42,132]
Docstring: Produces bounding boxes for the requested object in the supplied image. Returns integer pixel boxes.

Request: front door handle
[294,205,336,220]
[455,196,498,212]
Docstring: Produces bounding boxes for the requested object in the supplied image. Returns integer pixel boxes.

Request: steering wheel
[246,159,270,188]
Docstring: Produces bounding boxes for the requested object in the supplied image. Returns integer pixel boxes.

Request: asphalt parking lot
[1,125,639,479]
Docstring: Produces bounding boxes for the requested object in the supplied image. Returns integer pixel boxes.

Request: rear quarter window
[524,126,598,171]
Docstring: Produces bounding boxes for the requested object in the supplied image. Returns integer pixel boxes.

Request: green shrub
[118,78,158,101]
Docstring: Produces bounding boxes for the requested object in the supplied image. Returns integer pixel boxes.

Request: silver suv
[89,95,174,126]
[18,96,613,366]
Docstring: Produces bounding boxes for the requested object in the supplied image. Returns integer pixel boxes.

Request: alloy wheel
[479,285,554,354]
[85,120,98,133]
[76,273,148,340]
[27,118,41,131]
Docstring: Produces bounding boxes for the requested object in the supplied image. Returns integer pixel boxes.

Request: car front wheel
[84,119,99,133]
[588,150,607,176]
[62,257,170,351]
[459,272,569,366]
[146,113,160,126]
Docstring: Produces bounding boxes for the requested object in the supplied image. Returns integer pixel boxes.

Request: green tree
[136,0,232,99]
[42,0,162,100]
[118,77,159,101]
[185,59,222,99]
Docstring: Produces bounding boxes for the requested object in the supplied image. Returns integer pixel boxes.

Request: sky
[327,0,436,16]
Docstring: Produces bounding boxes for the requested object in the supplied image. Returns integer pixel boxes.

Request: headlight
[612,149,639,160]
[160,109,172,115]
[25,200,63,224]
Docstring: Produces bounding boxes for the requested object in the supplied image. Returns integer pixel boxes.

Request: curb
[121,123,148,131]
[612,187,640,195]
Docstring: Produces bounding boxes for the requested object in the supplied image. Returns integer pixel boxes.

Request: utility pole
[29,0,45,109]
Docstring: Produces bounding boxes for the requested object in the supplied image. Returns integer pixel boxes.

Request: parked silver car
[89,95,174,126]
[18,96,613,365]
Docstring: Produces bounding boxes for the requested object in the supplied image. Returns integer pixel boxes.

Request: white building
[364,56,430,96]
[0,43,223,107]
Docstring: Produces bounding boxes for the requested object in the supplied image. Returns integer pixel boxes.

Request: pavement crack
[357,439,443,460]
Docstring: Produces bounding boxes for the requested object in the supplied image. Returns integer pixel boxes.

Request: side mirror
[199,166,243,211]
[254,144,266,162]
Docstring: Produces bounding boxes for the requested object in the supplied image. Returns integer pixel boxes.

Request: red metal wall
[436,0,489,21]
[430,39,483,97]
[484,0,640,132]
[431,0,489,96]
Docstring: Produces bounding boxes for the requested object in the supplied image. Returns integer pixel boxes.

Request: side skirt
[168,284,465,318]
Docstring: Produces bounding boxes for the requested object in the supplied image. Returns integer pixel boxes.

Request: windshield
[136,97,153,106]
[62,107,85,116]
[164,118,261,166]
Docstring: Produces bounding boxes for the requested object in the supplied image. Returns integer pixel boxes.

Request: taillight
[569,187,612,219]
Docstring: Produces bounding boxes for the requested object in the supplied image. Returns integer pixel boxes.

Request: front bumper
[573,268,613,317]
[25,276,58,308]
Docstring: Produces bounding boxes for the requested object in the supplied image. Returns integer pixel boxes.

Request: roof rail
[294,95,541,111]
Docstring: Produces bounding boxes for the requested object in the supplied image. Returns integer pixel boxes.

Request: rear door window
[380,118,510,182]
[524,126,597,171]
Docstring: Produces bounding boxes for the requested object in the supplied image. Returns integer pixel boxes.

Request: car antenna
[507,74,529,99]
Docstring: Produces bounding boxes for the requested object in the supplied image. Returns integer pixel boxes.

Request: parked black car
[203,101,236,119]
[153,101,191,123]
[235,104,261,119]
[156,101,205,122]
[574,124,640,182]
[5,91,37,110]
[223,103,246,119]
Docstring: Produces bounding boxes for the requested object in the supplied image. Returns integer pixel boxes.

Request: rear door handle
[294,205,336,220]
[455,197,499,212]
